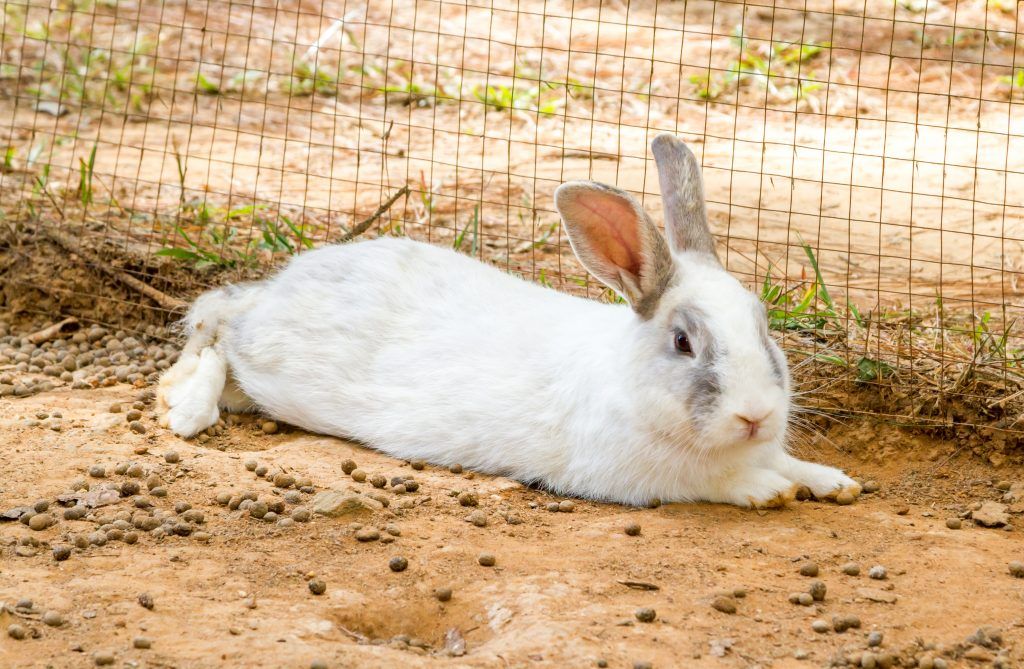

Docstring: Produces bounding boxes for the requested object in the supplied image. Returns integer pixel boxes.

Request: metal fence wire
[0,0,1022,439]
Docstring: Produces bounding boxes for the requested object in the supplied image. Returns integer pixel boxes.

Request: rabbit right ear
[554,181,674,318]
[651,133,720,263]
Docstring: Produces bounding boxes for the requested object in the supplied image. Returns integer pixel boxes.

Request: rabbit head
[554,133,790,454]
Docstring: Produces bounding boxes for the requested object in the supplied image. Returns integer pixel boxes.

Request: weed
[288,59,338,96]
[691,26,829,104]
[471,82,559,115]
[77,143,97,208]
[997,70,1024,98]
[453,206,480,255]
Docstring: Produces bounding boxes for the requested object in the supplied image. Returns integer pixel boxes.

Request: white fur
[158,236,858,507]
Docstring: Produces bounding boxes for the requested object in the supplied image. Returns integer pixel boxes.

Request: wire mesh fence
[0,0,1022,436]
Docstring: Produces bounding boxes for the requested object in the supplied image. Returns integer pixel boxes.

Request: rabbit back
[221,237,632,482]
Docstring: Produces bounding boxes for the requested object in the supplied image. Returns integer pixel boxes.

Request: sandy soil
[1,386,1021,669]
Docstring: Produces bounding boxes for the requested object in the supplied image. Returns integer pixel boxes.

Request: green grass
[157,201,319,270]
[690,27,830,103]
[77,143,97,208]
[997,70,1024,98]
[453,206,479,255]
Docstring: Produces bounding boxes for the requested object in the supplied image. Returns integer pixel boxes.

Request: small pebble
[133,636,152,649]
[33,499,49,513]
[546,502,560,512]
[261,420,278,434]
[291,507,311,522]
[635,607,656,623]
[789,592,813,606]
[868,565,887,580]
[995,481,1012,491]
[411,459,425,470]
[341,459,357,475]
[811,619,830,633]
[633,663,653,669]
[435,587,452,602]
[809,580,827,601]
[129,421,146,434]
[868,631,883,647]
[350,469,367,483]
[478,553,496,567]
[449,464,463,474]
[138,592,154,610]
[244,459,258,471]
[65,505,87,520]
[558,500,575,513]
[646,498,661,509]
[458,492,478,507]
[833,614,862,632]
[52,544,71,561]
[308,578,327,595]
[835,491,855,505]
[249,502,268,519]
[310,661,327,669]
[799,562,819,577]
[863,481,881,494]
[274,473,295,488]
[624,522,642,536]
[1008,561,1024,578]
[254,465,268,477]
[355,528,380,542]
[93,652,115,666]
[946,518,962,530]
[7,623,27,640]
[710,596,736,614]
[28,513,53,531]
[42,611,64,627]
[89,464,107,478]
[389,556,409,572]
[468,510,487,527]
[370,474,387,488]
[842,562,861,576]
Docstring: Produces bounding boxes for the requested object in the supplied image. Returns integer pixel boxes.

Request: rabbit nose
[735,410,772,439]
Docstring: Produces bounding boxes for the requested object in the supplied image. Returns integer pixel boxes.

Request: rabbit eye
[674,331,693,356]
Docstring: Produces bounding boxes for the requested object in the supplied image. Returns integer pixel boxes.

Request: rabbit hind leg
[157,346,227,438]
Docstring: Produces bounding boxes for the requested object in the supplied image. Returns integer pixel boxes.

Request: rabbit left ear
[554,181,674,318]
[651,133,720,264]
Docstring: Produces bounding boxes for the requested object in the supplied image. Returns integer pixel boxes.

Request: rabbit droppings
[158,134,860,509]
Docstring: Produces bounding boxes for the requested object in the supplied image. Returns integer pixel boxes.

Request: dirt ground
[1,385,1021,669]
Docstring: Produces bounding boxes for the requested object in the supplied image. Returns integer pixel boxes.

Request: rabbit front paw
[713,468,799,509]
[775,456,861,503]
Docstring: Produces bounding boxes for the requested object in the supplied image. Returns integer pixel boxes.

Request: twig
[38,224,187,312]
[339,186,410,242]
[26,316,79,344]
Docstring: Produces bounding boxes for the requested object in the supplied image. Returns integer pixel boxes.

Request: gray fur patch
[672,306,722,418]
[633,232,676,319]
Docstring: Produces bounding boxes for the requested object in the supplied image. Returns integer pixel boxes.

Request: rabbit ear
[554,181,674,317]
[651,133,720,262]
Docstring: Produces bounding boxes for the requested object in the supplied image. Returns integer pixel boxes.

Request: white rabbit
[158,133,860,508]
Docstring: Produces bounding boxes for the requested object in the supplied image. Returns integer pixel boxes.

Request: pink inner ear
[571,190,642,276]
